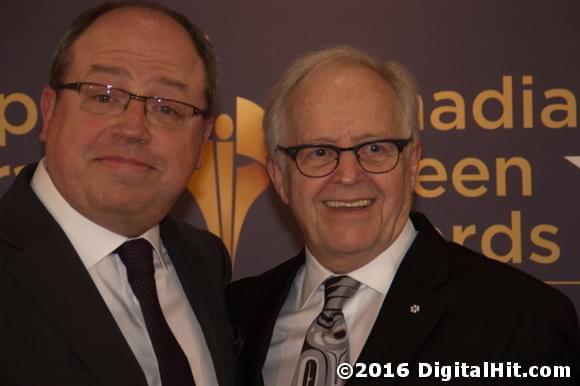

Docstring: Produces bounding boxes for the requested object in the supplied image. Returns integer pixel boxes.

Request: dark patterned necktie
[292,275,361,386]
[117,239,196,386]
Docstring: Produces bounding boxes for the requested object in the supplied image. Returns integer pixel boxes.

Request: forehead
[286,64,401,143]
[66,7,204,93]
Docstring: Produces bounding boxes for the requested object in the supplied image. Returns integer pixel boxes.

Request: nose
[110,98,151,144]
[330,150,365,185]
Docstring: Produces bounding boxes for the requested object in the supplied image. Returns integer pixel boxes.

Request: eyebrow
[297,135,389,146]
[86,64,132,79]
[156,76,189,93]
[86,64,190,94]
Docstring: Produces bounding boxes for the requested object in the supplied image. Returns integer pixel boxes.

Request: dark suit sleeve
[502,286,580,385]
[205,231,232,289]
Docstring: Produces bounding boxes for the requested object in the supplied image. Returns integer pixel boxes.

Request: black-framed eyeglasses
[276,138,412,178]
[55,82,209,129]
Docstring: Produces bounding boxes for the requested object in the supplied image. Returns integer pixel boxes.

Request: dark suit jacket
[0,164,236,386]
[227,212,580,385]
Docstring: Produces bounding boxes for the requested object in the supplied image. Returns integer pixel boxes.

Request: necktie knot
[323,275,361,312]
[117,238,154,277]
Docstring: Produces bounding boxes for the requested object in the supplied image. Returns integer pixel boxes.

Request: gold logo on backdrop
[187,97,270,261]
[0,92,38,147]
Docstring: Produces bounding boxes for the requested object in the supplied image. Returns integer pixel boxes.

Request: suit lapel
[160,220,233,386]
[356,213,448,369]
[1,165,146,385]
[244,254,305,386]
[260,255,305,364]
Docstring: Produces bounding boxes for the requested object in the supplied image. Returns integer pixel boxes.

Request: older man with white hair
[227,46,580,386]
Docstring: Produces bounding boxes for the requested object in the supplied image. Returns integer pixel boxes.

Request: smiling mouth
[325,199,373,208]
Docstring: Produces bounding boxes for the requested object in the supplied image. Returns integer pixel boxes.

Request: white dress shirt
[262,220,417,386]
[31,160,217,386]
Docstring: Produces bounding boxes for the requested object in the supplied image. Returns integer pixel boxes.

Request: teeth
[325,199,372,208]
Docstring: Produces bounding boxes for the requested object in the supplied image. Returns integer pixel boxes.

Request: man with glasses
[227,46,580,385]
[0,2,235,385]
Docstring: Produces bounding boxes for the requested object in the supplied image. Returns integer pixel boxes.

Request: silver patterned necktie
[292,275,361,386]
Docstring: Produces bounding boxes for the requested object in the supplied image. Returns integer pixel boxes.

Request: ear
[201,116,214,142]
[408,140,422,190]
[195,117,214,169]
[39,86,56,142]
[267,156,289,204]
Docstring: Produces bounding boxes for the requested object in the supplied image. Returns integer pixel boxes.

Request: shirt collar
[30,159,166,270]
[301,219,417,309]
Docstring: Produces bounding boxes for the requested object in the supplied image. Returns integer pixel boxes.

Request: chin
[329,237,378,256]
[91,191,146,212]
[330,228,376,245]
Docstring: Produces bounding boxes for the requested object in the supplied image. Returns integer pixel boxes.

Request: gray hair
[263,45,420,155]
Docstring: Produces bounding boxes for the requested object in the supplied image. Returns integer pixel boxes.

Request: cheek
[378,170,414,212]
[160,133,199,179]
[371,172,403,202]
[287,176,327,221]
[47,114,98,160]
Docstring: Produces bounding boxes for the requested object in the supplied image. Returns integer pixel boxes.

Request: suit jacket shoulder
[163,217,232,288]
[361,212,580,384]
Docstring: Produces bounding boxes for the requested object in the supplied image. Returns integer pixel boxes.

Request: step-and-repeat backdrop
[1,0,579,316]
